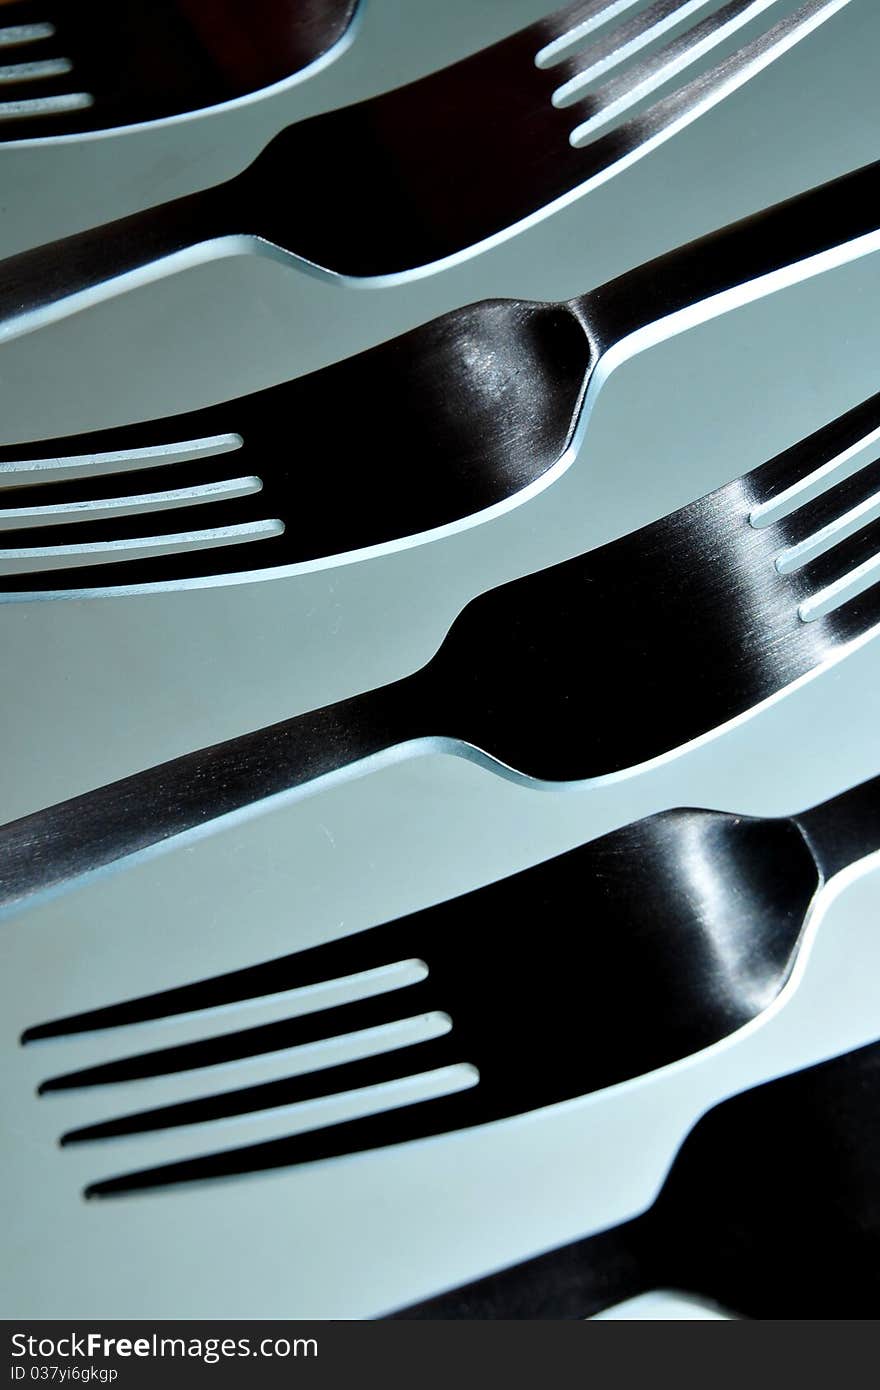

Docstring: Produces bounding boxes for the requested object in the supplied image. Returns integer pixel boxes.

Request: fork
[8,818,880,1318]
[3,373,880,909]
[0,158,876,594]
[19,772,880,1198]
[0,0,360,136]
[0,0,850,337]
[390,1039,880,1319]
[0,3,563,269]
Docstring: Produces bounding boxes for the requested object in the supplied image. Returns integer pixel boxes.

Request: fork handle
[0,672,427,916]
[0,182,237,339]
[573,162,880,356]
[389,1218,652,1320]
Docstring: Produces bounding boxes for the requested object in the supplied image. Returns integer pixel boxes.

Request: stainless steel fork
[0,0,848,285]
[18,774,880,1198]
[0,160,876,595]
[0,0,359,135]
[6,814,880,1316]
[0,0,557,263]
[0,0,868,447]
[3,382,880,910]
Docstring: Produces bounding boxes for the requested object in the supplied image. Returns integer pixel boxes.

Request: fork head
[0,0,359,139]
[0,298,590,595]
[23,802,816,1198]
[247,0,851,275]
[430,390,880,781]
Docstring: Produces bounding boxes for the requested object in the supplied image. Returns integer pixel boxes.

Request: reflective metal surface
[0,0,847,365]
[1,161,879,592]
[3,384,879,909]
[4,644,880,1318]
[0,0,872,450]
[1,0,876,1325]
[16,772,880,1198]
[0,300,591,585]
[393,1039,880,1318]
[0,0,554,259]
[0,210,878,828]
[0,0,359,136]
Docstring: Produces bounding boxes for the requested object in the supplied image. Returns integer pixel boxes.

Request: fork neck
[391,1217,652,1319]
[568,161,880,359]
[793,773,880,884]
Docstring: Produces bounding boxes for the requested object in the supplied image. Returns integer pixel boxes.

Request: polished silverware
[19,774,880,1200]
[6,805,879,1316]
[0,159,877,594]
[0,1,557,265]
[0,0,848,300]
[390,1039,880,1318]
[0,0,870,449]
[3,375,880,909]
[0,0,358,135]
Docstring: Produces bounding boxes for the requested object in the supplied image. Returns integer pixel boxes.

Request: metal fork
[0,0,359,136]
[8,804,880,1317]
[0,158,876,595]
[390,1040,880,1319]
[0,0,850,318]
[3,381,880,906]
[19,774,880,1198]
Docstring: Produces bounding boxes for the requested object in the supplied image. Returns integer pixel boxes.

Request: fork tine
[794,516,880,626]
[0,489,276,551]
[749,395,880,527]
[0,443,284,584]
[38,984,434,1092]
[551,0,718,104]
[800,556,880,628]
[0,517,283,575]
[0,448,267,540]
[0,92,92,122]
[536,0,647,68]
[84,1084,486,1199]
[773,457,880,572]
[61,1035,458,1145]
[0,433,244,489]
[23,923,415,1043]
[0,454,246,506]
[568,0,785,143]
[569,0,851,160]
[0,58,71,84]
[0,24,55,51]
[797,515,880,591]
[0,476,263,532]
